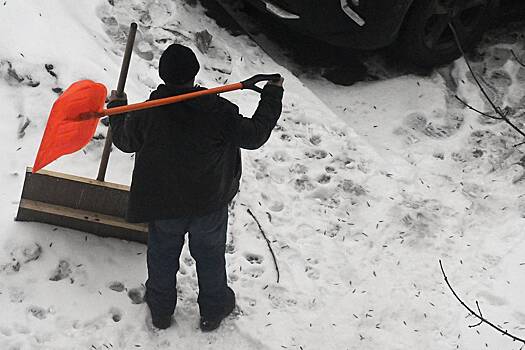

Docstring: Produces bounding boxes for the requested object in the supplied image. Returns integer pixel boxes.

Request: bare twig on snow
[511,50,525,68]
[439,260,525,344]
[247,208,280,283]
[454,95,500,120]
[449,23,525,141]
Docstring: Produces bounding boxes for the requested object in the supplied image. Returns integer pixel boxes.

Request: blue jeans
[145,206,234,318]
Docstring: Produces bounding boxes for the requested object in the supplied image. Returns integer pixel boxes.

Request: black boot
[199,287,235,332]
[145,291,173,330]
[152,314,172,330]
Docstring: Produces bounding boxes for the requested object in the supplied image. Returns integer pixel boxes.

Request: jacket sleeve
[108,100,146,153]
[221,84,284,150]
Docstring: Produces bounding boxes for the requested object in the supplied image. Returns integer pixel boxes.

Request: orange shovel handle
[98,73,282,117]
[102,82,243,117]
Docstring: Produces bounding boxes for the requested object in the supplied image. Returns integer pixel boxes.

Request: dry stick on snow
[439,260,525,344]
[468,301,483,328]
[247,208,280,283]
[449,23,525,140]
[511,50,525,68]
[454,96,500,120]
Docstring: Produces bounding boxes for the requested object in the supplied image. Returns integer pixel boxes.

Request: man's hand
[107,90,128,104]
[266,77,284,88]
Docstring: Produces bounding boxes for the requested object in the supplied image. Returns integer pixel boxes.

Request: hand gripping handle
[241,74,282,93]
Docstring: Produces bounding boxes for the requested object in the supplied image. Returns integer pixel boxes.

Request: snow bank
[302,23,525,349]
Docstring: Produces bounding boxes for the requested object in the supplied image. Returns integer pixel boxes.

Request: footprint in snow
[1,243,42,274]
[294,176,315,192]
[0,60,40,87]
[109,307,122,322]
[267,289,297,309]
[108,281,125,292]
[19,243,43,263]
[484,47,512,70]
[128,286,145,304]
[27,305,48,320]
[317,174,331,184]
[245,254,263,265]
[17,114,31,140]
[268,201,284,212]
[404,111,464,140]
[289,163,308,175]
[305,149,328,160]
[49,260,71,281]
[489,69,513,90]
[260,193,285,212]
[325,166,336,174]
[309,135,322,146]
[183,256,194,267]
[0,259,20,274]
[339,179,367,196]
[393,126,421,145]
[9,288,24,303]
[305,265,320,280]
[280,133,292,142]
[271,150,288,163]
[98,9,154,60]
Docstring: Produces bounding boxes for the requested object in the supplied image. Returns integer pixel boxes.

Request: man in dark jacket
[107,44,284,331]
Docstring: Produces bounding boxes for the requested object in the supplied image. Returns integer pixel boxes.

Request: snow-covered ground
[0,0,524,349]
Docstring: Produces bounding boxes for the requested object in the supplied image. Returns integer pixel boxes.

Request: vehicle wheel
[398,0,499,67]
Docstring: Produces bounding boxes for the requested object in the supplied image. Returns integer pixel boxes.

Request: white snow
[0,0,524,349]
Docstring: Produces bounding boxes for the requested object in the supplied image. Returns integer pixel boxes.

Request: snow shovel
[31,73,280,174]
[16,22,281,243]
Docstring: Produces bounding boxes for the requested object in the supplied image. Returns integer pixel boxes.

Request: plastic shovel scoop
[33,80,107,173]
[32,74,281,173]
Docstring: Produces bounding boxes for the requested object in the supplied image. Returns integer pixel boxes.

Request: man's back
[110,82,283,223]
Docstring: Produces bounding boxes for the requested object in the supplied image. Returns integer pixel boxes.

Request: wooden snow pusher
[15,23,147,243]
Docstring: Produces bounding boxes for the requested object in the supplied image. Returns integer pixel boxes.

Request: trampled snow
[0,0,524,349]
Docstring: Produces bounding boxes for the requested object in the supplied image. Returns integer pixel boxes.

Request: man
[107,43,284,331]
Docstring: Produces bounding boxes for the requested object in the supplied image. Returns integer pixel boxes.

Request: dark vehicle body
[245,0,413,50]
[243,0,522,66]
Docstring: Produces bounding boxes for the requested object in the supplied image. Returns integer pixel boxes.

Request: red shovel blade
[33,80,107,173]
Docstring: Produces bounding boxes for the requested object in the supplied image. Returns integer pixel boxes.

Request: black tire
[398,0,499,67]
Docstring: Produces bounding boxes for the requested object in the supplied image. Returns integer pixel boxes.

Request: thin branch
[450,23,525,140]
[455,95,501,120]
[511,50,525,68]
[247,208,280,283]
[439,260,525,344]
[468,301,483,328]
[449,23,502,115]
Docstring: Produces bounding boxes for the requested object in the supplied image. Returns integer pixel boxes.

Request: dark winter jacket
[109,83,283,223]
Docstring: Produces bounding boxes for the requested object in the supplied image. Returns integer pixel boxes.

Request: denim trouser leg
[146,207,234,319]
[188,206,233,318]
[146,218,188,317]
